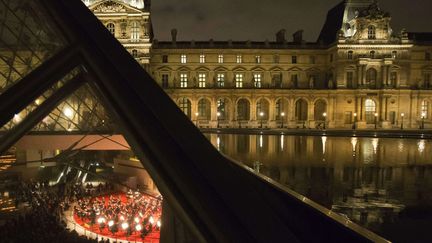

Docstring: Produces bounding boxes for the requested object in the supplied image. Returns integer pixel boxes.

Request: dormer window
[370,51,375,58]
[107,23,115,35]
[368,26,376,40]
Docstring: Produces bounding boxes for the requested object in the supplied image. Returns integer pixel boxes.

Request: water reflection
[205,133,432,241]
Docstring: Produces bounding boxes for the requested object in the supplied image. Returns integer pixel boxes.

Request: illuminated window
[217,99,226,119]
[180,73,188,88]
[368,26,376,39]
[254,73,262,88]
[106,23,115,35]
[179,98,191,118]
[198,73,206,88]
[217,73,225,87]
[235,73,243,88]
[236,55,242,63]
[131,21,140,42]
[180,54,187,64]
[421,100,429,119]
[365,99,377,124]
[199,54,206,63]
[218,54,224,63]
[198,99,209,118]
[255,55,261,64]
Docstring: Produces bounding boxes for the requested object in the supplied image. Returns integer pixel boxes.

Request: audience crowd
[0,180,145,243]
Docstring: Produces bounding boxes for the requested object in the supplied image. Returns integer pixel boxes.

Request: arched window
[314,100,327,121]
[198,99,211,120]
[131,21,140,42]
[106,23,115,35]
[179,98,191,118]
[365,99,377,124]
[368,26,376,39]
[237,99,250,120]
[295,99,308,121]
[256,99,269,120]
[422,100,429,119]
[217,98,227,120]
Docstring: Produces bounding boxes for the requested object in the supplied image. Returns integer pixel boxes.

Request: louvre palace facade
[84,0,432,129]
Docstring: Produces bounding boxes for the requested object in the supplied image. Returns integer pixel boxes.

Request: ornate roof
[357,0,390,19]
[82,0,145,9]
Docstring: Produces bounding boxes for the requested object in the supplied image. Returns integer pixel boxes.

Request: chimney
[293,30,304,44]
[276,29,286,43]
[171,28,177,43]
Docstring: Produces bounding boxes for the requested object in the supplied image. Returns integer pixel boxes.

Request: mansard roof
[317,0,375,45]
[152,40,324,50]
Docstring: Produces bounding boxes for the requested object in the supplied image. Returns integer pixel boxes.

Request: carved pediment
[92,1,127,12]
[90,0,145,14]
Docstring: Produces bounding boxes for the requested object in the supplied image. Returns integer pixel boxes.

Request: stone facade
[86,0,432,129]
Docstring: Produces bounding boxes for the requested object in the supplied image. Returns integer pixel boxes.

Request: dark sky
[151,0,432,42]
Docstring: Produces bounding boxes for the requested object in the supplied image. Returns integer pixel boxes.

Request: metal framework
[0,0,388,242]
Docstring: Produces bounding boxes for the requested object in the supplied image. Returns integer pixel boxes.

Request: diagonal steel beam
[0,74,86,155]
[0,45,80,128]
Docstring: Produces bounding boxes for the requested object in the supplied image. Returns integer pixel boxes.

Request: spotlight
[108,220,114,227]
[121,222,129,230]
[134,217,140,223]
[97,217,105,224]
[120,215,125,221]
[149,216,154,225]
[157,220,161,228]
[135,224,142,231]
[63,107,74,118]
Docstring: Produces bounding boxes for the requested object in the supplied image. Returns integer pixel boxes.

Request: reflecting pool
[205,133,432,242]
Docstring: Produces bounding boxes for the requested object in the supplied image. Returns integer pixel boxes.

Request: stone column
[357,66,362,87]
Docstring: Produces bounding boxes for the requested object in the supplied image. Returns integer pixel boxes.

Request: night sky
[151,0,432,42]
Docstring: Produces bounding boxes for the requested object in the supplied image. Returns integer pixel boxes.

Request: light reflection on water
[205,133,432,241]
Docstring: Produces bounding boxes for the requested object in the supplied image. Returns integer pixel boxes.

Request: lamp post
[280,112,285,129]
[400,113,404,130]
[421,112,426,129]
[353,112,357,130]
[217,112,221,128]
[374,113,378,130]
[323,112,327,130]
[195,112,199,126]
[259,111,264,128]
